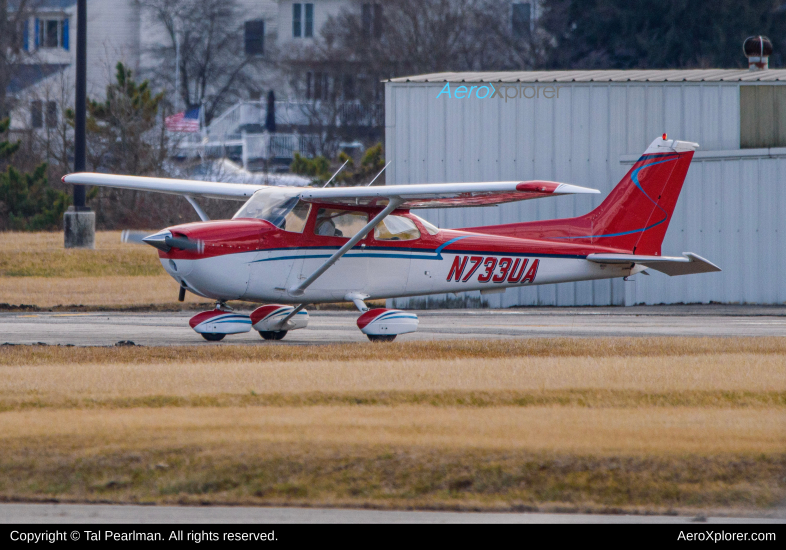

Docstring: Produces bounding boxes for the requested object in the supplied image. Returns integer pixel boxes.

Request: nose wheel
[201,333,226,342]
[258,330,288,340]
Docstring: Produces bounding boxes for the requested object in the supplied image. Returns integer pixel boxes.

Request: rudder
[583,136,698,255]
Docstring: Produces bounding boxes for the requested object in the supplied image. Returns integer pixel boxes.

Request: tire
[367,334,396,343]
[259,330,288,340]
[201,333,225,342]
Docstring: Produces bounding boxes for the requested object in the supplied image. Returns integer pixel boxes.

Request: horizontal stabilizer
[586,252,721,276]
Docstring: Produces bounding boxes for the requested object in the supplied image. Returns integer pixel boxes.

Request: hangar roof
[388,69,786,83]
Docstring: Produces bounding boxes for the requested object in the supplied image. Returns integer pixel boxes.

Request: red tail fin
[469,136,698,255]
[580,137,696,255]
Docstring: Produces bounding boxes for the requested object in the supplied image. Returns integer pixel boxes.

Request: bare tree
[0,0,39,119]
[279,0,547,156]
[315,0,546,77]
[137,0,268,124]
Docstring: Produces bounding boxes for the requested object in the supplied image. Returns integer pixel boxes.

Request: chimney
[743,36,773,71]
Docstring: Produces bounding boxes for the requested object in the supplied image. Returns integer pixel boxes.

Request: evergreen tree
[0,117,69,230]
[541,0,786,69]
[69,62,166,175]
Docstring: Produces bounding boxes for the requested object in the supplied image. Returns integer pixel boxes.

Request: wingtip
[554,183,601,194]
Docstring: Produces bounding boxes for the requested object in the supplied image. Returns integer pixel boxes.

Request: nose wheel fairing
[357,309,419,339]
[189,310,253,337]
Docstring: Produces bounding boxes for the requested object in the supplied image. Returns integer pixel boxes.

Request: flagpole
[174,18,180,113]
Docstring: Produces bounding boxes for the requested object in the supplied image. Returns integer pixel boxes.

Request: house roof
[388,69,786,83]
[7,64,69,95]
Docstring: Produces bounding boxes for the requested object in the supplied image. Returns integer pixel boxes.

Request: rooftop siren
[744,35,773,71]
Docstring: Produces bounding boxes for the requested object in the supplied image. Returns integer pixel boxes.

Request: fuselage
[156,204,634,304]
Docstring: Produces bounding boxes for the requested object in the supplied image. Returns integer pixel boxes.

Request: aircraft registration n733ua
[64,135,720,342]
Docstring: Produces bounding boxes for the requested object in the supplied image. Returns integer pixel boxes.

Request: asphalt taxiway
[0,503,783,524]
[1,305,785,346]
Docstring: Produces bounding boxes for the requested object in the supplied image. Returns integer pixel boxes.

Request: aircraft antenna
[322,159,350,188]
[366,161,391,187]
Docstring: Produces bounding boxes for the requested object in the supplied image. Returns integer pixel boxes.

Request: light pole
[64,0,95,248]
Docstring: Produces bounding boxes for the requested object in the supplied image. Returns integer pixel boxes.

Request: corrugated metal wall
[385,81,786,306]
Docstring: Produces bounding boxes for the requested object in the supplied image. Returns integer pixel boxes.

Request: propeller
[120,230,150,245]
[122,230,204,253]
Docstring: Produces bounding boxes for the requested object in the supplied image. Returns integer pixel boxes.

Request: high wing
[300,181,599,208]
[62,173,264,201]
[586,253,721,276]
[62,173,599,208]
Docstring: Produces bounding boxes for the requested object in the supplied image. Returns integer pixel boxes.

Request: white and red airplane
[63,135,720,342]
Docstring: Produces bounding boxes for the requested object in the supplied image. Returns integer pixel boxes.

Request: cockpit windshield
[233,188,304,228]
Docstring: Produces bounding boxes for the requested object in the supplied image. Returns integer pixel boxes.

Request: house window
[740,86,786,148]
[512,2,531,39]
[46,101,57,127]
[343,74,355,101]
[31,101,43,128]
[244,20,264,55]
[293,4,301,38]
[361,3,383,38]
[304,4,314,38]
[306,72,329,100]
[36,17,69,49]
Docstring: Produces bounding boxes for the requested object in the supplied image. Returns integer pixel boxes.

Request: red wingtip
[61,175,66,183]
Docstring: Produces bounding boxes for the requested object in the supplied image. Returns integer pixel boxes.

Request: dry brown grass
[0,231,196,307]
[1,406,783,455]
[0,275,209,307]
[0,231,161,277]
[0,336,784,510]
[0,355,783,403]
[2,336,786,365]
[0,407,782,510]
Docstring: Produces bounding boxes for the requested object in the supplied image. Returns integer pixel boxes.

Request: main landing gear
[188,301,420,343]
[189,304,309,342]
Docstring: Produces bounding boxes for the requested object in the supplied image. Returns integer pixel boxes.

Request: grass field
[0,231,203,308]
[0,338,783,513]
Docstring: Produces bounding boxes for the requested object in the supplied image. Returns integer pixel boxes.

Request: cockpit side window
[314,209,369,239]
[282,202,311,233]
[374,215,421,241]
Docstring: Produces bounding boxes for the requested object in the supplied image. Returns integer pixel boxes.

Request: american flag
[165,107,201,132]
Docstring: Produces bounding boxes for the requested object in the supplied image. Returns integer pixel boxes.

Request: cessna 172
[63,135,720,342]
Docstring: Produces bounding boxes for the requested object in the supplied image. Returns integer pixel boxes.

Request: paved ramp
[1,305,785,346]
[0,503,782,524]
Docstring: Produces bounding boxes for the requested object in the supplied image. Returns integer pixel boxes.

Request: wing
[300,181,599,209]
[586,253,721,276]
[62,173,599,208]
[62,173,265,201]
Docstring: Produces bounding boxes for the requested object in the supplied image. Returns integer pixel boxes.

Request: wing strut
[185,195,210,221]
[289,198,403,296]
[278,303,307,327]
